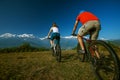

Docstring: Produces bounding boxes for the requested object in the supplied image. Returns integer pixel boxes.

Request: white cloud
[0,33,16,38]
[39,35,77,40]
[62,36,90,40]
[62,35,77,39]
[17,34,35,38]
[39,36,47,40]
[0,33,108,41]
[99,38,108,40]
[40,38,46,40]
[0,33,36,38]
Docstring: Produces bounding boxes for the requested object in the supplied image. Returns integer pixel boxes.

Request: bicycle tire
[88,40,120,80]
[55,44,61,62]
[51,47,55,56]
[77,43,85,62]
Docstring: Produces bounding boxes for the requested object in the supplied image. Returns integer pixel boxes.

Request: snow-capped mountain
[0,33,16,38]
[0,33,77,49]
[0,33,119,49]
[0,33,35,38]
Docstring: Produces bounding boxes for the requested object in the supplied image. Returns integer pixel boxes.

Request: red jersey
[76,11,99,24]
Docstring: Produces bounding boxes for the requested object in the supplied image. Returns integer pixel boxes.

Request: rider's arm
[72,20,79,34]
[47,28,53,37]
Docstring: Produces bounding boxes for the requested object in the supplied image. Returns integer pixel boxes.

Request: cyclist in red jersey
[72,10,101,53]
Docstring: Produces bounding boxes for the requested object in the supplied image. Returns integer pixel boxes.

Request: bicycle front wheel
[88,40,120,80]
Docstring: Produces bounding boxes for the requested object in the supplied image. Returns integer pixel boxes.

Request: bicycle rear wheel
[55,44,61,62]
[51,47,55,56]
[77,43,85,62]
[88,40,120,80]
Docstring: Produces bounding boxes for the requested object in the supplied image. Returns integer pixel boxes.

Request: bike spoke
[89,41,119,80]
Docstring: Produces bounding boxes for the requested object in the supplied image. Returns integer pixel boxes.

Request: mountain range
[0,33,77,49]
[0,33,119,49]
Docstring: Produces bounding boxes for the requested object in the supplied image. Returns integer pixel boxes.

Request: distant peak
[62,36,77,39]
[17,34,35,38]
[0,33,16,38]
[0,33,35,38]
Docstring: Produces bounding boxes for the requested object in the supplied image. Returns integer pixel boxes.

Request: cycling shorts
[78,20,101,40]
[51,33,60,40]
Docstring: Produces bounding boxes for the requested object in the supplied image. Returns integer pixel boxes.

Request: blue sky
[0,0,120,39]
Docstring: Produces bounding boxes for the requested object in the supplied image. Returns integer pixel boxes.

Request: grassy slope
[0,49,120,80]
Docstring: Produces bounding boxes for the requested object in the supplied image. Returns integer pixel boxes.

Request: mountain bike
[72,34,120,80]
[48,37,61,62]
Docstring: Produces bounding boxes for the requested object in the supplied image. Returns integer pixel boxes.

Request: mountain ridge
[0,33,77,49]
[0,33,119,49]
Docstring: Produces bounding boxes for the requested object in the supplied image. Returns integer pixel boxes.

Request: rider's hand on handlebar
[47,36,50,39]
[71,32,74,35]
[71,33,77,36]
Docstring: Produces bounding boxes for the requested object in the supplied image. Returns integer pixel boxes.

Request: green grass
[0,50,120,80]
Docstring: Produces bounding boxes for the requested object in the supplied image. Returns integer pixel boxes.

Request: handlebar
[71,33,90,41]
[71,33,77,36]
[47,37,51,39]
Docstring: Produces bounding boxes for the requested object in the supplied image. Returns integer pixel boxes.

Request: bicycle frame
[48,37,61,62]
[53,38,60,46]
[47,37,60,47]
[52,38,60,53]
[82,38,100,59]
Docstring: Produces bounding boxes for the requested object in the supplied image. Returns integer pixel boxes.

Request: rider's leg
[90,22,101,59]
[77,24,87,53]
[77,35,84,50]
[77,34,85,53]
[50,40,54,48]
[50,34,54,48]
